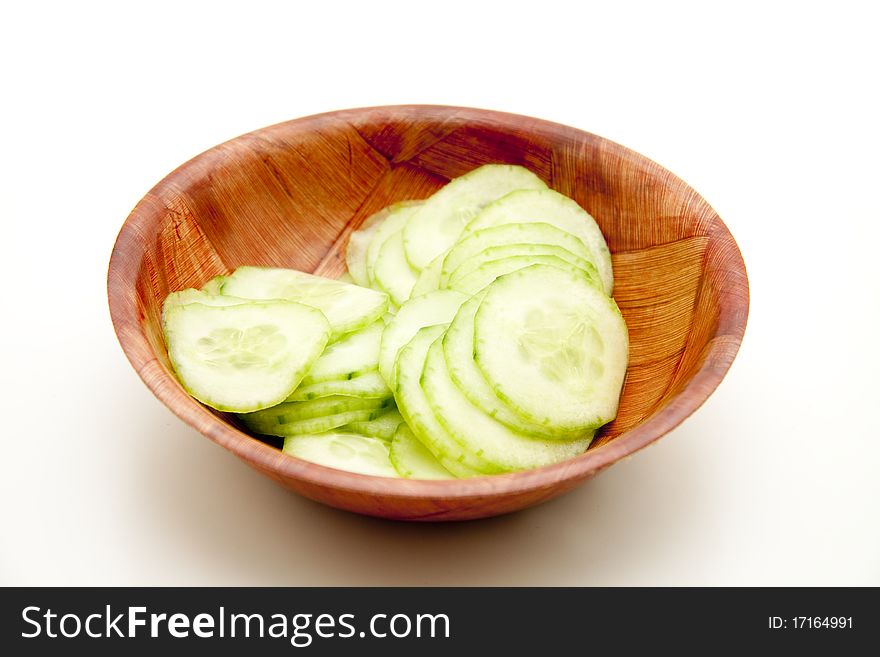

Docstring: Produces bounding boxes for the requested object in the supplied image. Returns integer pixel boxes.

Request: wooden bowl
[108,105,748,521]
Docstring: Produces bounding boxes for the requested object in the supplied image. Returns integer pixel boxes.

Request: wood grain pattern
[108,105,749,521]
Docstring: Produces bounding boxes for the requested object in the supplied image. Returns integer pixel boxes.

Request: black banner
[1,588,874,654]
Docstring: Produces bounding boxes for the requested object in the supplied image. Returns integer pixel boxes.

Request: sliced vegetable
[161,161,630,481]
[364,202,422,287]
[264,409,388,436]
[299,320,383,385]
[200,275,227,295]
[410,254,444,297]
[345,205,398,287]
[221,266,388,339]
[342,408,404,442]
[378,289,469,387]
[448,253,599,295]
[402,164,547,270]
[423,337,593,471]
[462,189,614,294]
[373,230,420,306]
[474,264,628,432]
[162,289,250,319]
[443,291,579,438]
[163,300,330,413]
[283,432,399,477]
[390,424,455,479]
[446,241,597,284]
[286,370,391,401]
[237,395,390,435]
[439,221,595,286]
[394,325,491,476]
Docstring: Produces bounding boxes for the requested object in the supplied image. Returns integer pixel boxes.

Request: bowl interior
[109,105,747,518]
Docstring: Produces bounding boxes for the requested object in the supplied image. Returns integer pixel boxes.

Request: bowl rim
[108,104,749,501]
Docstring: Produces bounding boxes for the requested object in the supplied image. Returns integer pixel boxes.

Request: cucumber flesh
[283,432,399,478]
[345,205,398,287]
[341,408,404,441]
[237,395,390,433]
[448,254,598,296]
[269,409,389,436]
[439,222,596,286]
[162,289,251,316]
[162,290,252,336]
[163,301,330,413]
[463,189,614,294]
[423,337,593,471]
[390,424,455,479]
[402,164,547,270]
[221,266,389,339]
[378,289,469,387]
[410,254,444,298]
[446,242,598,286]
[373,230,420,306]
[300,320,383,385]
[286,370,391,401]
[200,275,227,295]
[394,325,493,476]
[474,264,628,432]
[444,292,580,438]
[364,202,422,286]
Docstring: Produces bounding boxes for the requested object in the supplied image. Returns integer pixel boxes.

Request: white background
[2,1,878,585]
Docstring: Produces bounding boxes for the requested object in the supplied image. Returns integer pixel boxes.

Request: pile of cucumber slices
[161,164,629,479]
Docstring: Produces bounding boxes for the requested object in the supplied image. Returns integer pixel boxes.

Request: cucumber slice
[364,202,423,286]
[402,164,547,270]
[444,292,580,438]
[200,275,227,295]
[410,254,444,298]
[447,243,596,285]
[463,189,614,294]
[300,320,383,385]
[341,408,404,441]
[286,370,391,401]
[162,289,251,315]
[163,301,330,413]
[390,425,455,479]
[475,264,628,432]
[373,230,419,306]
[448,254,598,296]
[237,395,390,435]
[378,289,469,387]
[423,337,593,471]
[267,409,387,436]
[394,326,493,476]
[439,222,595,286]
[283,432,399,478]
[221,266,389,340]
[345,205,398,287]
